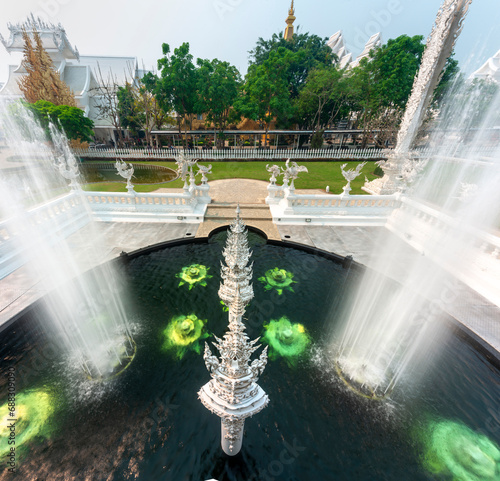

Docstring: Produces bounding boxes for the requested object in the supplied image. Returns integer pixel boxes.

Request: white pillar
[221,419,244,456]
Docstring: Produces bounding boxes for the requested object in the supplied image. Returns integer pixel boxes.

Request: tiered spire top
[284,1,296,41]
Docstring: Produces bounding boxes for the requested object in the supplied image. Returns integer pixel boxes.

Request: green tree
[432,56,459,107]
[118,79,172,146]
[117,83,142,137]
[348,34,459,147]
[438,77,499,129]
[25,100,94,141]
[237,47,297,145]
[196,58,241,147]
[18,28,76,107]
[295,65,353,132]
[151,42,200,148]
[249,31,335,98]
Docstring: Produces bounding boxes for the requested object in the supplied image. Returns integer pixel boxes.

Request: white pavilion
[471,49,500,83]
[0,15,143,143]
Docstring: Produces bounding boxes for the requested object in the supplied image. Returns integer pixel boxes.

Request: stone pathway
[192,179,281,239]
[197,204,280,239]
[204,178,269,204]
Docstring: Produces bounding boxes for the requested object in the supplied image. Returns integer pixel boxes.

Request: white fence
[24,146,495,163]
[73,148,388,161]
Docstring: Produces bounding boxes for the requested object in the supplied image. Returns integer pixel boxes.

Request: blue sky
[1,0,499,83]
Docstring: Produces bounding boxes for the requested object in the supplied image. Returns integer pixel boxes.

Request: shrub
[310,130,324,149]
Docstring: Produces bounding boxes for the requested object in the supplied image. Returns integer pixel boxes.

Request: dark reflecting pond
[81,163,177,184]
[0,232,499,480]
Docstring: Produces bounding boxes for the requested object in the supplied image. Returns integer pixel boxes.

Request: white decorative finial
[115,159,135,194]
[281,158,308,190]
[341,162,366,196]
[199,210,268,456]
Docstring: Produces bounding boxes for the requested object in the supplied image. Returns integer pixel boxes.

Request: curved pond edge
[80,162,180,186]
[2,230,499,369]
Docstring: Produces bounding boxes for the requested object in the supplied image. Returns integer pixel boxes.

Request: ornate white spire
[395,0,472,155]
[363,0,472,195]
[218,205,254,307]
[199,208,269,456]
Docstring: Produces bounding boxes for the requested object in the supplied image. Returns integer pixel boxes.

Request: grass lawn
[81,160,380,195]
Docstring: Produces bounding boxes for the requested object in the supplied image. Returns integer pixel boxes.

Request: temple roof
[350,33,382,68]
[0,14,79,61]
[471,49,500,82]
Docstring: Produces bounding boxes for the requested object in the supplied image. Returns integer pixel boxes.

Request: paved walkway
[202,179,269,204]
[0,178,498,358]
[187,179,281,239]
[0,222,198,330]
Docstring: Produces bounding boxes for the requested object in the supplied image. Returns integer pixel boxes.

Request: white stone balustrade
[0,193,90,279]
[0,185,211,279]
[387,197,500,306]
[85,189,208,222]
[270,192,400,226]
[265,184,285,204]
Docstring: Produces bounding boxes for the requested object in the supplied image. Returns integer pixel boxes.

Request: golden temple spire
[284,0,296,41]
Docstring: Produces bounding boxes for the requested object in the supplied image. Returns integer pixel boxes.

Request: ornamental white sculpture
[266,164,282,185]
[458,182,478,201]
[197,164,213,184]
[115,159,135,193]
[55,152,81,191]
[176,152,198,191]
[363,0,472,195]
[199,207,269,456]
[281,159,308,191]
[340,162,366,196]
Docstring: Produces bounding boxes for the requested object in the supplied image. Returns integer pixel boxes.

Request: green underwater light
[176,264,212,290]
[0,389,54,456]
[161,314,210,359]
[258,267,296,295]
[420,419,500,481]
[262,316,311,366]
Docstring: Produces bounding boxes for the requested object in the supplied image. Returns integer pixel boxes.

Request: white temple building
[471,49,500,83]
[0,15,142,143]
[327,30,382,70]
[327,31,353,69]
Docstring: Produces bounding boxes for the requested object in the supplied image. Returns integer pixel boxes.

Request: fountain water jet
[334,0,500,399]
[0,102,136,381]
